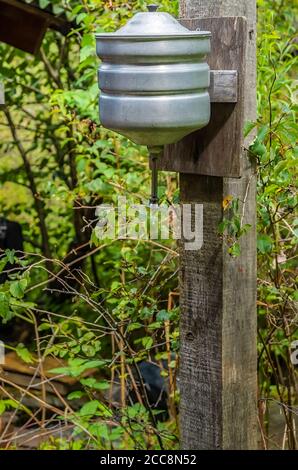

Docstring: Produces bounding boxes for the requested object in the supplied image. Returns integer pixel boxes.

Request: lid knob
[147,4,159,12]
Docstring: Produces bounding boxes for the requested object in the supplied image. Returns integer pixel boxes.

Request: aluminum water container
[95,5,211,147]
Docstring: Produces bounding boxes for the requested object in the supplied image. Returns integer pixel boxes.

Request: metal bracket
[154,16,247,178]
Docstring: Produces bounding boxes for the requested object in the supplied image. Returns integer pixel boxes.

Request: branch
[39,47,63,89]
[4,108,52,262]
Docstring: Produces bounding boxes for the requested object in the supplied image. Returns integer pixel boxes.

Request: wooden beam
[0,1,47,54]
[178,0,257,450]
[156,17,246,177]
[0,0,71,34]
[210,70,238,103]
[0,0,72,54]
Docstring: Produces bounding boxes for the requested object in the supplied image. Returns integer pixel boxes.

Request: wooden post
[179,0,258,449]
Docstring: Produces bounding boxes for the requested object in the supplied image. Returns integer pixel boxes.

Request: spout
[148,146,163,206]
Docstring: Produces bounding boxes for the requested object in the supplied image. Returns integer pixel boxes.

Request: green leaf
[250,138,266,157]
[240,224,252,236]
[15,343,34,364]
[148,322,162,330]
[9,279,28,299]
[127,322,143,332]
[80,378,110,390]
[10,300,35,309]
[89,422,109,440]
[229,243,241,257]
[140,307,154,320]
[67,391,84,400]
[39,0,50,8]
[76,12,87,24]
[157,310,170,322]
[258,124,269,143]
[38,323,52,331]
[49,359,106,378]
[81,344,96,357]
[142,336,153,350]
[81,34,95,48]
[79,400,99,417]
[0,401,6,415]
[257,234,273,254]
[244,120,257,137]
[218,220,229,234]
[80,45,95,62]
[5,249,15,264]
[2,399,19,410]
[0,292,12,322]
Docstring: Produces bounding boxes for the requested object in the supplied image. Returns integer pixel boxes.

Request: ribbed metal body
[96,11,211,147]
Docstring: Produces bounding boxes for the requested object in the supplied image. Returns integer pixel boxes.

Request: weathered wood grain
[210,70,238,103]
[180,0,257,122]
[156,17,246,177]
[178,0,257,450]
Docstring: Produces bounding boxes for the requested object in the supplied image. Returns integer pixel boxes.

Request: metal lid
[95,4,210,40]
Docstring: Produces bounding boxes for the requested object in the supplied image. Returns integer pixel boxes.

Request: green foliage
[219,196,252,257]
[254,0,298,449]
[49,358,107,377]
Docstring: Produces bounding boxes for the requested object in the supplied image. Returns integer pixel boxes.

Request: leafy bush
[254,0,298,449]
